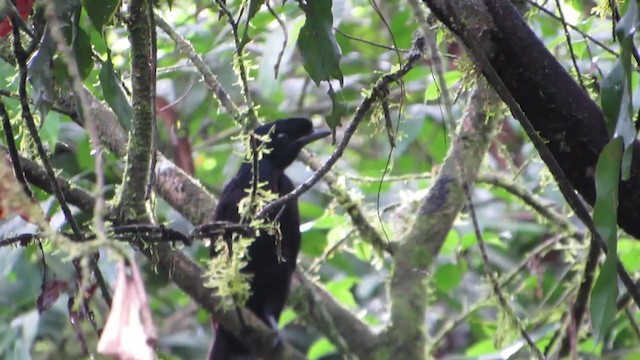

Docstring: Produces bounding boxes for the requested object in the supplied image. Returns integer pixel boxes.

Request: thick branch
[422,0,640,309]
[421,0,640,240]
[56,90,216,225]
[385,82,501,358]
[0,146,101,216]
[117,0,154,222]
[290,272,378,359]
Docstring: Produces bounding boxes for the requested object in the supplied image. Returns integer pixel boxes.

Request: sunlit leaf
[326,277,357,308]
[307,337,336,360]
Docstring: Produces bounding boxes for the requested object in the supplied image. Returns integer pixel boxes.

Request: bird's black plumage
[208,118,330,360]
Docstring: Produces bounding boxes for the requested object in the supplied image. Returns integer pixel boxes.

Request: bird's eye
[276,133,289,141]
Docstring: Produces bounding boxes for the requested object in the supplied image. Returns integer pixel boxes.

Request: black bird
[208,118,330,360]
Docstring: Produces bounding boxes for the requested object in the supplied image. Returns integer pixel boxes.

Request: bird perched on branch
[208,118,330,360]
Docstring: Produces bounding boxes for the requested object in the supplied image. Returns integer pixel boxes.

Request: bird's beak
[297,129,331,146]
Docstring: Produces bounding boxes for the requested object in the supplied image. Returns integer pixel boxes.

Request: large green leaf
[590,137,623,342]
[99,57,133,130]
[247,0,265,22]
[72,25,94,80]
[82,0,120,33]
[297,0,343,87]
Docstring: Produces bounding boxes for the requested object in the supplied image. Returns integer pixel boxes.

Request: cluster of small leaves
[203,237,253,310]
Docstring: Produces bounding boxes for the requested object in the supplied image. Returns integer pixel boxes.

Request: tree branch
[56,89,217,225]
[117,0,154,222]
[385,81,502,358]
[290,271,378,359]
[421,0,640,310]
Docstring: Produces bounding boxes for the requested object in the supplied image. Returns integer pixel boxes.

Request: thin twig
[558,238,599,356]
[12,11,113,305]
[155,14,242,120]
[626,307,640,340]
[408,0,455,131]
[333,27,409,52]
[0,99,33,197]
[523,0,618,56]
[43,2,113,306]
[216,0,258,128]
[554,0,586,92]
[477,173,575,234]
[344,172,432,182]
[266,0,288,78]
[462,182,546,359]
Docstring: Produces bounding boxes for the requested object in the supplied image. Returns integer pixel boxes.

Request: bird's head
[252,118,331,169]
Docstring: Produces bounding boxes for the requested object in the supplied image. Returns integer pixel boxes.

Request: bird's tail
[208,321,256,360]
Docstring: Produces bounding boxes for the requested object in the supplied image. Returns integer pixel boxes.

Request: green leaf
[75,135,94,170]
[600,60,625,135]
[590,252,618,342]
[440,229,460,256]
[72,26,94,80]
[618,238,640,272]
[424,70,461,102]
[465,338,497,356]
[615,0,639,42]
[593,139,622,245]
[82,0,120,33]
[40,112,62,150]
[312,214,347,229]
[297,0,343,87]
[247,0,265,22]
[433,261,466,293]
[99,57,133,130]
[307,337,336,360]
[278,308,297,328]
[326,277,357,308]
[590,137,623,343]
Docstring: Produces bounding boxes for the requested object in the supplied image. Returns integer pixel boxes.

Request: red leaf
[0,0,37,38]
